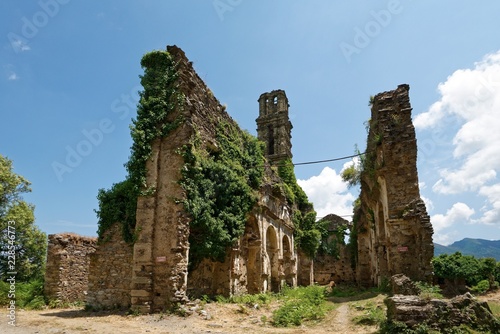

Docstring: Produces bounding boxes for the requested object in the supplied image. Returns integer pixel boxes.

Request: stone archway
[282,235,293,287]
[266,226,280,292]
[244,217,262,294]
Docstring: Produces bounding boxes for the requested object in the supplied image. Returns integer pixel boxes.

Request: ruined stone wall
[314,214,355,284]
[130,45,253,313]
[44,233,96,303]
[87,223,133,308]
[188,183,297,297]
[355,84,434,287]
[83,46,305,311]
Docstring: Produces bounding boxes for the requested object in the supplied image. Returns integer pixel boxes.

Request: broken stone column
[355,84,434,287]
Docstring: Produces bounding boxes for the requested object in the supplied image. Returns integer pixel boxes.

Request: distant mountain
[434,238,500,260]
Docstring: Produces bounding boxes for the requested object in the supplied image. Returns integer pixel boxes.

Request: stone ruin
[44,233,96,303]
[44,46,434,313]
[386,274,500,332]
[354,84,434,287]
[313,214,355,285]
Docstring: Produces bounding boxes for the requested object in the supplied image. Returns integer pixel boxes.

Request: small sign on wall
[156,256,167,263]
[397,246,408,252]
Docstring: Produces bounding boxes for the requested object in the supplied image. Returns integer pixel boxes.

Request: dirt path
[0,298,380,334]
[334,304,350,328]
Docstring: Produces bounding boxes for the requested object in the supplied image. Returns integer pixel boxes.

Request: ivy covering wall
[180,122,265,269]
[96,50,182,243]
[277,159,321,259]
[95,48,323,268]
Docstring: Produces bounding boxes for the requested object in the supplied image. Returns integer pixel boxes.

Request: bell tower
[256,90,293,164]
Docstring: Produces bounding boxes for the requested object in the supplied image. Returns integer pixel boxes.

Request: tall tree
[0,154,46,281]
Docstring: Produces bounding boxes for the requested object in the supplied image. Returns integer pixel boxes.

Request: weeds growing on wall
[277,159,321,258]
[180,121,265,269]
[96,50,183,242]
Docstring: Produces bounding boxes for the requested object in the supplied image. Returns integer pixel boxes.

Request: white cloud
[433,231,459,246]
[8,72,19,81]
[431,202,474,234]
[476,183,500,225]
[421,195,434,212]
[297,166,355,219]
[415,50,500,226]
[11,39,31,52]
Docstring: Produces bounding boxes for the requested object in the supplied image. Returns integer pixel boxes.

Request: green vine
[277,159,320,259]
[96,50,182,243]
[180,121,265,269]
[126,50,184,194]
[316,217,348,259]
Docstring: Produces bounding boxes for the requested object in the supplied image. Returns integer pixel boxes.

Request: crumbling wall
[314,214,355,284]
[130,45,230,313]
[130,46,300,312]
[87,223,133,308]
[44,233,96,303]
[188,183,297,297]
[355,84,434,287]
[82,46,306,311]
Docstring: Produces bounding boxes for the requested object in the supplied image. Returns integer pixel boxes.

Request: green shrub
[272,286,330,327]
[415,281,444,300]
[0,279,46,310]
[181,124,265,269]
[229,293,272,307]
[352,301,385,326]
[471,279,490,295]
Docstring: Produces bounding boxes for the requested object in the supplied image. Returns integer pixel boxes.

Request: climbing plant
[180,122,265,269]
[126,50,184,193]
[96,50,183,242]
[316,217,349,259]
[277,159,321,259]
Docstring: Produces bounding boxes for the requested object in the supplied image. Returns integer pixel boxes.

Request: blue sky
[1,0,500,245]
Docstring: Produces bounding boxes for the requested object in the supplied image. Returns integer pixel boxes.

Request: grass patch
[351,301,385,326]
[272,285,331,327]
[328,283,361,298]
[214,292,273,308]
[488,301,500,318]
[326,283,384,302]
[415,281,444,300]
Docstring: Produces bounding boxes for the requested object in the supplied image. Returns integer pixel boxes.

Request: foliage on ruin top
[180,121,265,269]
[96,50,183,242]
[126,50,184,193]
[316,217,349,259]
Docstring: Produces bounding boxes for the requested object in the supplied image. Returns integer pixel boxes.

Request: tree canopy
[0,154,46,281]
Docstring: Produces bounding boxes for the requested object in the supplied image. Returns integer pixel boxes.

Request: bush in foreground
[272,285,330,327]
[0,279,46,310]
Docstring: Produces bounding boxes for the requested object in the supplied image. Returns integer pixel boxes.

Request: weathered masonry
[355,84,434,287]
[313,214,355,285]
[85,46,305,313]
[44,233,96,303]
[43,48,435,312]
[256,90,293,164]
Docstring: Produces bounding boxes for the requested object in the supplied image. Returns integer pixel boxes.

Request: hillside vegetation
[435,238,500,260]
